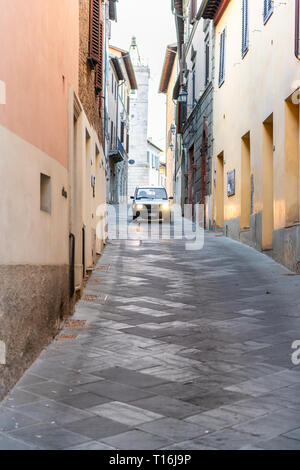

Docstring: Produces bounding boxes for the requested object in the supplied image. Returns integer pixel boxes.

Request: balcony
[109,138,127,164]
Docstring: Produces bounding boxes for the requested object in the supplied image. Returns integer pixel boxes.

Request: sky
[111,0,176,152]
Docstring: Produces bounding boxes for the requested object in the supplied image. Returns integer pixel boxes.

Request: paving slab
[1,230,300,449]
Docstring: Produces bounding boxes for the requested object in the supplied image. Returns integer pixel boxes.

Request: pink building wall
[0,0,79,169]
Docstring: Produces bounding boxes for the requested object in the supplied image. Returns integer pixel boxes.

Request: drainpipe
[115,80,125,203]
[295,0,299,58]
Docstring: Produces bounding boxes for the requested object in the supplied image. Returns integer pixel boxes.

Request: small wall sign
[227,170,235,197]
[128,159,135,165]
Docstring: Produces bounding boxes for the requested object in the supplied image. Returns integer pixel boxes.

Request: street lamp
[178,88,188,104]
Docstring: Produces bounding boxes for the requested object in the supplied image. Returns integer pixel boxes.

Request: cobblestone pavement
[1,228,300,450]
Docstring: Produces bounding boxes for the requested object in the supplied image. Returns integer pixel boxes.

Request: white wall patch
[0,80,6,104]
[0,341,6,365]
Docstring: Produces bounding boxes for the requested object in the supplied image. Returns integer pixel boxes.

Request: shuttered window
[242,0,249,58]
[189,0,197,25]
[192,68,196,104]
[263,0,273,24]
[89,0,101,65]
[218,29,226,87]
[176,101,187,134]
[205,40,210,86]
[95,20,104,93]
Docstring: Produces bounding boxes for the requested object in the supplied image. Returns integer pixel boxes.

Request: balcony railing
[109,138,127,164]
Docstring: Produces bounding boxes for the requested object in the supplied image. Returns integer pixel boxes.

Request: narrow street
[1,228,300,450]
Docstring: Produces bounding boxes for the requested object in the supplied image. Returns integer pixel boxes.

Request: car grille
[144,205,160,213]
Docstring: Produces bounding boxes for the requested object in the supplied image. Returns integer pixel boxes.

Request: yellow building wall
[212,0,300,247]
[165,58,177,197]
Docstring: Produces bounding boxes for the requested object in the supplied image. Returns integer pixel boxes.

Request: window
[205,36,210,86]
[242,0,249,58]
[218,29,226,87]
[121,122,125,144]
[40,174,51,214]
[110,122,114,149]
[89,0,101,65]
[263,0,273,24]
[127,95,130,114]
[95,20,104,93]
[147,151,150,165]
[136,188,168,200]
[192,67,196,104]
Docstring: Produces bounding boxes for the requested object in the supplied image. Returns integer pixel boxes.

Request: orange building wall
[0,0,79,169]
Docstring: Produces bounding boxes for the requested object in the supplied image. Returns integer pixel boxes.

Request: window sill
[263,9,273,25]
[242,47,249,60]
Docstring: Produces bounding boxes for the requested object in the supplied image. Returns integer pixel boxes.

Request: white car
[131,187,173,221]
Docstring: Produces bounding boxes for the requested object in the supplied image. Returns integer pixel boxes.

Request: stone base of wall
[214,212,300,273]
[273,224,300,273]
[0,264,70,401]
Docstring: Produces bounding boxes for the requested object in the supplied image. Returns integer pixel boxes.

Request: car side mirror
[169,197,174,200]
[130,196,134,200]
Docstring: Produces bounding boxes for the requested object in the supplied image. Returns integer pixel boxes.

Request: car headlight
[161,203,170,211]
[136,204,144,210]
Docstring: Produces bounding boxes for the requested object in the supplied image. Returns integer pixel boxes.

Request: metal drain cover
[96,265,111,272]
[65,320,87,329]
[82,295,108,302]
[56,334,78,341]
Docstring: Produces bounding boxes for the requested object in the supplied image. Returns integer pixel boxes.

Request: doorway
[262,114,274,250]
[241,132,251,230]
[216,152,224,229]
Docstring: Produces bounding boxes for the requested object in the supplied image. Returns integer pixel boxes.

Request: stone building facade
[159,44,178,198]
[79,0,105,147]
[173,0,215,224]
[107,46,137,204]
[0,0,113,400]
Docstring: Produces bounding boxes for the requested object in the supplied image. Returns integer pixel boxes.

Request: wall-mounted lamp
[178,88,188,104]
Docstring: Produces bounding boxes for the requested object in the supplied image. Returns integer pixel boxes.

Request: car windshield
[136,188,167,200]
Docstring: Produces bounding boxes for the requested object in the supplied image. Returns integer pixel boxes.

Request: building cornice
[213,0,231,25]
[159,45,177,94]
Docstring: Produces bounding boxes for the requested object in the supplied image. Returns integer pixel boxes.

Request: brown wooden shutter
[89,0,101,65]
[95,20,104,93]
